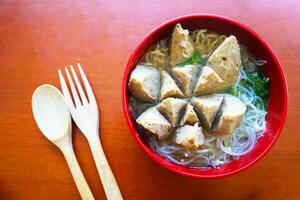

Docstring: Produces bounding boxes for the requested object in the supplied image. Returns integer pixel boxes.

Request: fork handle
[88,136,123,200]
[62,145,95,200]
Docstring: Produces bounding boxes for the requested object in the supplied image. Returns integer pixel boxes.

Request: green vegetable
[226,71,269,109]
[177,51,202,67]
[246,72,269,96]
[192,51,201,64]
[242,71,269,108]
[225,85,240,97]
[226,86,239,96]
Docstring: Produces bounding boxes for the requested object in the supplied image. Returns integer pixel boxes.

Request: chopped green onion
[225,86,239,96]
[192,51,201,64]
[242,71,269,109]
[177,51,202,67]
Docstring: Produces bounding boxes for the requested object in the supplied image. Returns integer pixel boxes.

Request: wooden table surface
[0,0,299,199]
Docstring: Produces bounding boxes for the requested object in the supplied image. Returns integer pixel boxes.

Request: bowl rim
[122,13,288,178]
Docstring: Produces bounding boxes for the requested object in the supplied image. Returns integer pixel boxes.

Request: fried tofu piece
[193,66,224,95]
[172,64,199,97]
[170,23,195,66]
[179,103,199,126]
[207,35,242,88]
[157,98,187,127]
[128,65,160,102]
[175,123,205,149]
[191,94,223,129]
[211,94,246,136]
[160,71,184,100]
[136,107,172,139]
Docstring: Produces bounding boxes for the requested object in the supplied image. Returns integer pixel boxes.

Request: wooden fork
[58,64,123,200]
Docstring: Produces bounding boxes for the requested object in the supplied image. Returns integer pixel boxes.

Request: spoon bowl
[32,84,70,142]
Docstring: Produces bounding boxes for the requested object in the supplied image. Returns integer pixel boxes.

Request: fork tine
[58,69,75,109]
[77,63,97,107]
[70,65,88,105]
[65,67,81,107]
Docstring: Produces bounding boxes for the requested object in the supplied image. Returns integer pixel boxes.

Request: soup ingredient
[129,97,157,119]
[141,39,169,70]
[192,29,226,55]
[177,51,202,66]
[227,69,269,110]
[175,123,205,149]
[179,103,199,126]
[211,94,247,136]
[207,35,242,89]
[128,65,160,102]
[136,107,172,139]
[218,69,267,156]
[157,98,187,127]
[242,71,269,109]
[191,95,223,129]
[172,64,199,97]
[170,23,194,66]
[160,71,184,99]
[194,66,224,95]
[130,24,268,168]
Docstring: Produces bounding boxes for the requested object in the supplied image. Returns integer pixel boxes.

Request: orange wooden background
[0,0,299,199]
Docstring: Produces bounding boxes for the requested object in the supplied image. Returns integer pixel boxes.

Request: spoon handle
[62,146,95,200]
[88,136,123,200]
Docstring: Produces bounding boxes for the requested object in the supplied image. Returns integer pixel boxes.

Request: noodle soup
[128,23,269,168]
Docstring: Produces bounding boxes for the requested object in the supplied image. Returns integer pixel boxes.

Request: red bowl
[122,14,288,178]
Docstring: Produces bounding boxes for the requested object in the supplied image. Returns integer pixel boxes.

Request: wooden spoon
[32,84,94,200]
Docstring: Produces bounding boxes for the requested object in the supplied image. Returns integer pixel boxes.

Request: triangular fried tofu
[207,35,242,88]
[175,123,205,149]
[128,65,160,102]
[191,95,223,129]
[194,66,224,96]
[211,94,246,136]
[136,107,172,140]
[160,71,184,100]
[157,98,187,127]
[170,23,194,66]
[172,65,199,97]
[179,103,199,126]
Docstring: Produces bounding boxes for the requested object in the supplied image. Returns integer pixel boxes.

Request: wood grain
[0,0,299,199]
